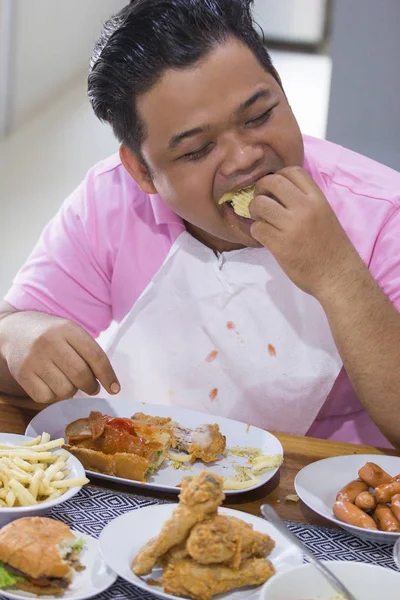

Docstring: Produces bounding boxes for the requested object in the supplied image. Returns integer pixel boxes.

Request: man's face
[136,38,304,251]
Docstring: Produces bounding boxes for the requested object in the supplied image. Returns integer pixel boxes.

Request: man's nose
[219,136,264,178]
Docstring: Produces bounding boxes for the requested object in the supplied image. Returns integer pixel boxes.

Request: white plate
[0,529,117,600]
[0,433,86,527]
[295,454,400,543]
[99,504,303,600]
[26,398,283,495]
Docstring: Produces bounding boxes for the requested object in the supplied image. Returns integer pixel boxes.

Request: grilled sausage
[336,479,368,503]
[333,501,377,530]
[390,494,400,521]
[374,503,400,532]
[374,481,400,504]
[358,462,393,488]
[354,491,376,511]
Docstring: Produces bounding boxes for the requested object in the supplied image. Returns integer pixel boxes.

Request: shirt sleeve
[4,167,113,338]
[369,203,400,312]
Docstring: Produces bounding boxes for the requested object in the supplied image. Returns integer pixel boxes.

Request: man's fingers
[250,219,281,249]
[53,344,100,396]
[66,327,120,395]
[22,374,57,405]
[250,195,288,230]
[40,364,78,400]
[255,172,299,208]
[277,166,314,195]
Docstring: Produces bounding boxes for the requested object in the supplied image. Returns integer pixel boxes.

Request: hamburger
[0,517,84,595]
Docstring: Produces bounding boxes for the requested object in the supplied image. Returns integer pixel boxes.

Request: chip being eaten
[219,185,255,219]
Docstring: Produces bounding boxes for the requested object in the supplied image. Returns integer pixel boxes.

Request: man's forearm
[318,261,400,448]
[0,311,28,396]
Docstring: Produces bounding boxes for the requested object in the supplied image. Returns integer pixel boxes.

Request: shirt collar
[150,194,183,226]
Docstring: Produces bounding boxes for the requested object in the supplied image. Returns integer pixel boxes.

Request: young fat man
[1,0,400,448]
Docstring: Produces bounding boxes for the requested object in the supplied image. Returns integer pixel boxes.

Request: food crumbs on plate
[268,344,276,357]
[246,424,251,433]
[251,454,283,474]
[285,493,300,503]
[226,321,236,330]
[228,446,262,459]
[170,460,192,471]
[209,388,218,401]
[206,350,219,362]
[146,579,161,587]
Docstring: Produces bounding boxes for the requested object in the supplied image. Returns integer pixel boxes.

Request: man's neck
[184,222,246,254]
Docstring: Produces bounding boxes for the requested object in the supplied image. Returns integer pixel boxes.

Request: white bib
[105,231,342,435]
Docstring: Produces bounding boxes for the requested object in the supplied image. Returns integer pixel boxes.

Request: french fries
[0,433,89,508]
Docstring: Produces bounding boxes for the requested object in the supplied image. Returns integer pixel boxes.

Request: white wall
[253,0,327,44]
[0,76,119,299]
[6,0,126,133]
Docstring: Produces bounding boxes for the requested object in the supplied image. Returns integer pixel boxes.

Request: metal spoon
[260,504,359,600]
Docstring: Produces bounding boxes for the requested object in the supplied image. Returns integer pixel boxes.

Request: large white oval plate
[99,504,303,600]
[26,398,283,495]
[295,454,400,544]
[0,529,117,600]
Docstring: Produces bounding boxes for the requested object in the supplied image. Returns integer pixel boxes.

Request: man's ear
[119,145,158,194]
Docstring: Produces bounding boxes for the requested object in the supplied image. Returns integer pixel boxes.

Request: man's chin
[222,203,262,248]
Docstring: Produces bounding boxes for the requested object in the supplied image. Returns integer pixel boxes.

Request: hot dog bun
[65,412,172,481]
[63,444,152,480]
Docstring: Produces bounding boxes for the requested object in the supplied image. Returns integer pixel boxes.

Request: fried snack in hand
[132,471,224,576]
[187,515,275,569]
[162,557,275,600]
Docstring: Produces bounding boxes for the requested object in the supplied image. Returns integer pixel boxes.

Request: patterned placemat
[42,486,396,599]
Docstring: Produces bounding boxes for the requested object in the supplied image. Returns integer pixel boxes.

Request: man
[1,0,400,448]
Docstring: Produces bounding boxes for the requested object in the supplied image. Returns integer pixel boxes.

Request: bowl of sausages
[294,454,400,543]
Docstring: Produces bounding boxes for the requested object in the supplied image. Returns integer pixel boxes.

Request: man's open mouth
[218,186,255,219]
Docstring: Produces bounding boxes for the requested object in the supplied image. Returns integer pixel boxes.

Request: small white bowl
[295,454,400,543]
[261,560,400,600]
[0,432,86,526]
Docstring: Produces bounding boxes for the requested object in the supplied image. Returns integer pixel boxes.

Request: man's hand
[250,166,360,298]
[0,310,120,403]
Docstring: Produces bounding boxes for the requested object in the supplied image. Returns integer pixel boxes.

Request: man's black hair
[88,0,277,161]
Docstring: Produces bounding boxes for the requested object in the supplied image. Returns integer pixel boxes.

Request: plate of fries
[0,432,89,525]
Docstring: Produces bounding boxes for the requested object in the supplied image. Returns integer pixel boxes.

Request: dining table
[1,391,399,526]
[2,391,400,599]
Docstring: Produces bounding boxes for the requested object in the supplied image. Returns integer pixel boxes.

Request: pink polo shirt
[5,136,400,448]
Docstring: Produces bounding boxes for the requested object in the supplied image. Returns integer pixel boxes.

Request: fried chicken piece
[131,412,173,427]
[186,515,275,569]
[158,541,189,568]
[132,471,224,576]
[131,413,226,462]
[173,424,226,462]
[162,557,275,600]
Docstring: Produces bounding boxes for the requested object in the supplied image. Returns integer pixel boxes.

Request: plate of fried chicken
[99,471,302,600]
[26,398,283,495]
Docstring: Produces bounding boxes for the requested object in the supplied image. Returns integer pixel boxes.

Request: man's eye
[181,144,213,161]
[246,107,275,127]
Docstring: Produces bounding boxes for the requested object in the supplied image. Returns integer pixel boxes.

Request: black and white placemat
[45,486,396,599]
